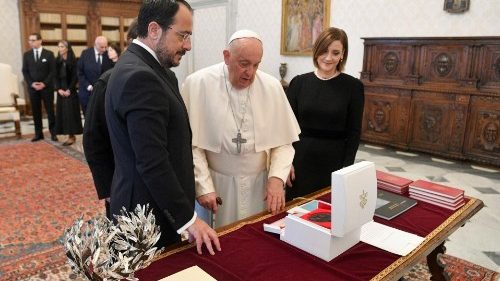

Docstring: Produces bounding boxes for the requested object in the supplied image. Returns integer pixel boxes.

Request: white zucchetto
[228,29,262,44]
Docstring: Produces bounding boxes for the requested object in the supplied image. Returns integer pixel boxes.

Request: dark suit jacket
[84,67,180,201]
[77,47,113,96]
[105,43,195,247]
[22,48,55,94]
[83,69,114,199]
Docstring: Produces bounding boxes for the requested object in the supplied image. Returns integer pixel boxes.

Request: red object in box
[300,208,332,229]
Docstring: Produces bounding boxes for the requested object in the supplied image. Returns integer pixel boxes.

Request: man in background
[22,32,57,142]
[181,30,300,228]
[83,19,138,219]
[77,35,112,113]
[105,0,220,254]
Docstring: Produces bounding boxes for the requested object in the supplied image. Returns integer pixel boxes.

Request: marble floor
[1,118,499,273]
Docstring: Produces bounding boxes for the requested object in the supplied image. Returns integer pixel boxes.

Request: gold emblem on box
[360,190,368,208]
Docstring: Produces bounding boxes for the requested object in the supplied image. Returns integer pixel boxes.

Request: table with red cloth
[136,189,483,281]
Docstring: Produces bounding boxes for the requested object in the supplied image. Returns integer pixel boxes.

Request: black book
[375,190,417,220]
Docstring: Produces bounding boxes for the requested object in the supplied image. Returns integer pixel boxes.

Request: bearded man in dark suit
[22,32,57,141]
[105,0,221,254]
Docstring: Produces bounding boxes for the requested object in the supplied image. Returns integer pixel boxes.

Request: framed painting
[281,0,330,56]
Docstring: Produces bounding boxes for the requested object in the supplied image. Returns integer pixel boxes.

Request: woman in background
[285,27,365,201]
[54,40,82,146]
[107,42,121,65]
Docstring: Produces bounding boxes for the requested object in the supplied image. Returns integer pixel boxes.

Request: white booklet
[360,221,424,256]
[158,266,217,281]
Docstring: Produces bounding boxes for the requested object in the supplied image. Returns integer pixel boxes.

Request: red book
[378,182,408,194]
[409,188,463,203]
[409,193,465,211]
[409,180,464,199]
[376,170,413,187]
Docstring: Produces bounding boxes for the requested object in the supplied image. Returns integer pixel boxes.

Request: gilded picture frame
[280,0,330,56]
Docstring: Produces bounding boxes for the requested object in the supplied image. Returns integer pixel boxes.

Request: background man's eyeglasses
[168,26,191,42]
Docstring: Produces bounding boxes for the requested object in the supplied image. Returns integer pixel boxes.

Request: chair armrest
[11,93,19,110]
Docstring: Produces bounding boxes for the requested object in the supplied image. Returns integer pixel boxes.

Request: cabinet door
[419,44,468,87]
[39,12,62,55]
[66,14,87,57]
[101,16,120,43]
[409,91,469,156]
[369,44,412,86]
[361,87,411,148]
[478,44,500,93]
[464,96,500,165]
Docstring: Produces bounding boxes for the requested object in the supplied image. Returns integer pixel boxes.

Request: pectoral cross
[232,131,247,153]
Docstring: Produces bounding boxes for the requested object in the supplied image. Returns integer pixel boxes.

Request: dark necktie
[35,50,39,62]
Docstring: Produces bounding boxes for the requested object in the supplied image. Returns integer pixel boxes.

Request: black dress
[55,57,83,135]
[286,72,364,201]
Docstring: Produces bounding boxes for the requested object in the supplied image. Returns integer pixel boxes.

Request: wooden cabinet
[20,0,141,57]
[361,37,500,166]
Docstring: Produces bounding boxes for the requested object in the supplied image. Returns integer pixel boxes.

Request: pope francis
[181,30,300,228]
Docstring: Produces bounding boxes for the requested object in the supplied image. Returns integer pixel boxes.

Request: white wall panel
[193,5,227,71]
[0,0,23,97]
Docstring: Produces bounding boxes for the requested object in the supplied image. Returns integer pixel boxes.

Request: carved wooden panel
[370,45,412,85]
[478,44,500,93]
[408,91,469,157]
[361,87,410,147]
[419,44,468,87]
[409,92,451,152]
[449,94,469,153]
[464,96,500,165]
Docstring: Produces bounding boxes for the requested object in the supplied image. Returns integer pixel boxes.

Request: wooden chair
[0,63,22,138]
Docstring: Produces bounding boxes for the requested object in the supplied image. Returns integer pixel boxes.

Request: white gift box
[280,161,377,261]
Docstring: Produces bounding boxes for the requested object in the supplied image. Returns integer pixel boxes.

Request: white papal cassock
[181,62,300,228]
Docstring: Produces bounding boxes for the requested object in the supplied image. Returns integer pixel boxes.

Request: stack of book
[376,170,413,195]
[409,180,465,210]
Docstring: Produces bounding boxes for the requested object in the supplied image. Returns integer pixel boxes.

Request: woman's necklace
[314,69,339,80]
[223,66,251,153]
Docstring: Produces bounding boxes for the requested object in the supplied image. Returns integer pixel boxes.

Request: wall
[330,0,500,79]
[2,0,499,89]
[0,0,23,95]
[185,0,500,84]
[174,0,231,84]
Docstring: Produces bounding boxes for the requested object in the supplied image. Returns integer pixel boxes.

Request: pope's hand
[286,164,295,187]
[197,192,218,213]
[265,177,285,215]
[187,217,222,255]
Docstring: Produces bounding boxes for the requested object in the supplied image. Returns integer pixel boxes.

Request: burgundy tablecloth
[136,193,462,281]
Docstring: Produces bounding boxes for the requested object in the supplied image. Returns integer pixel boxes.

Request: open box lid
[331,161,377,237]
